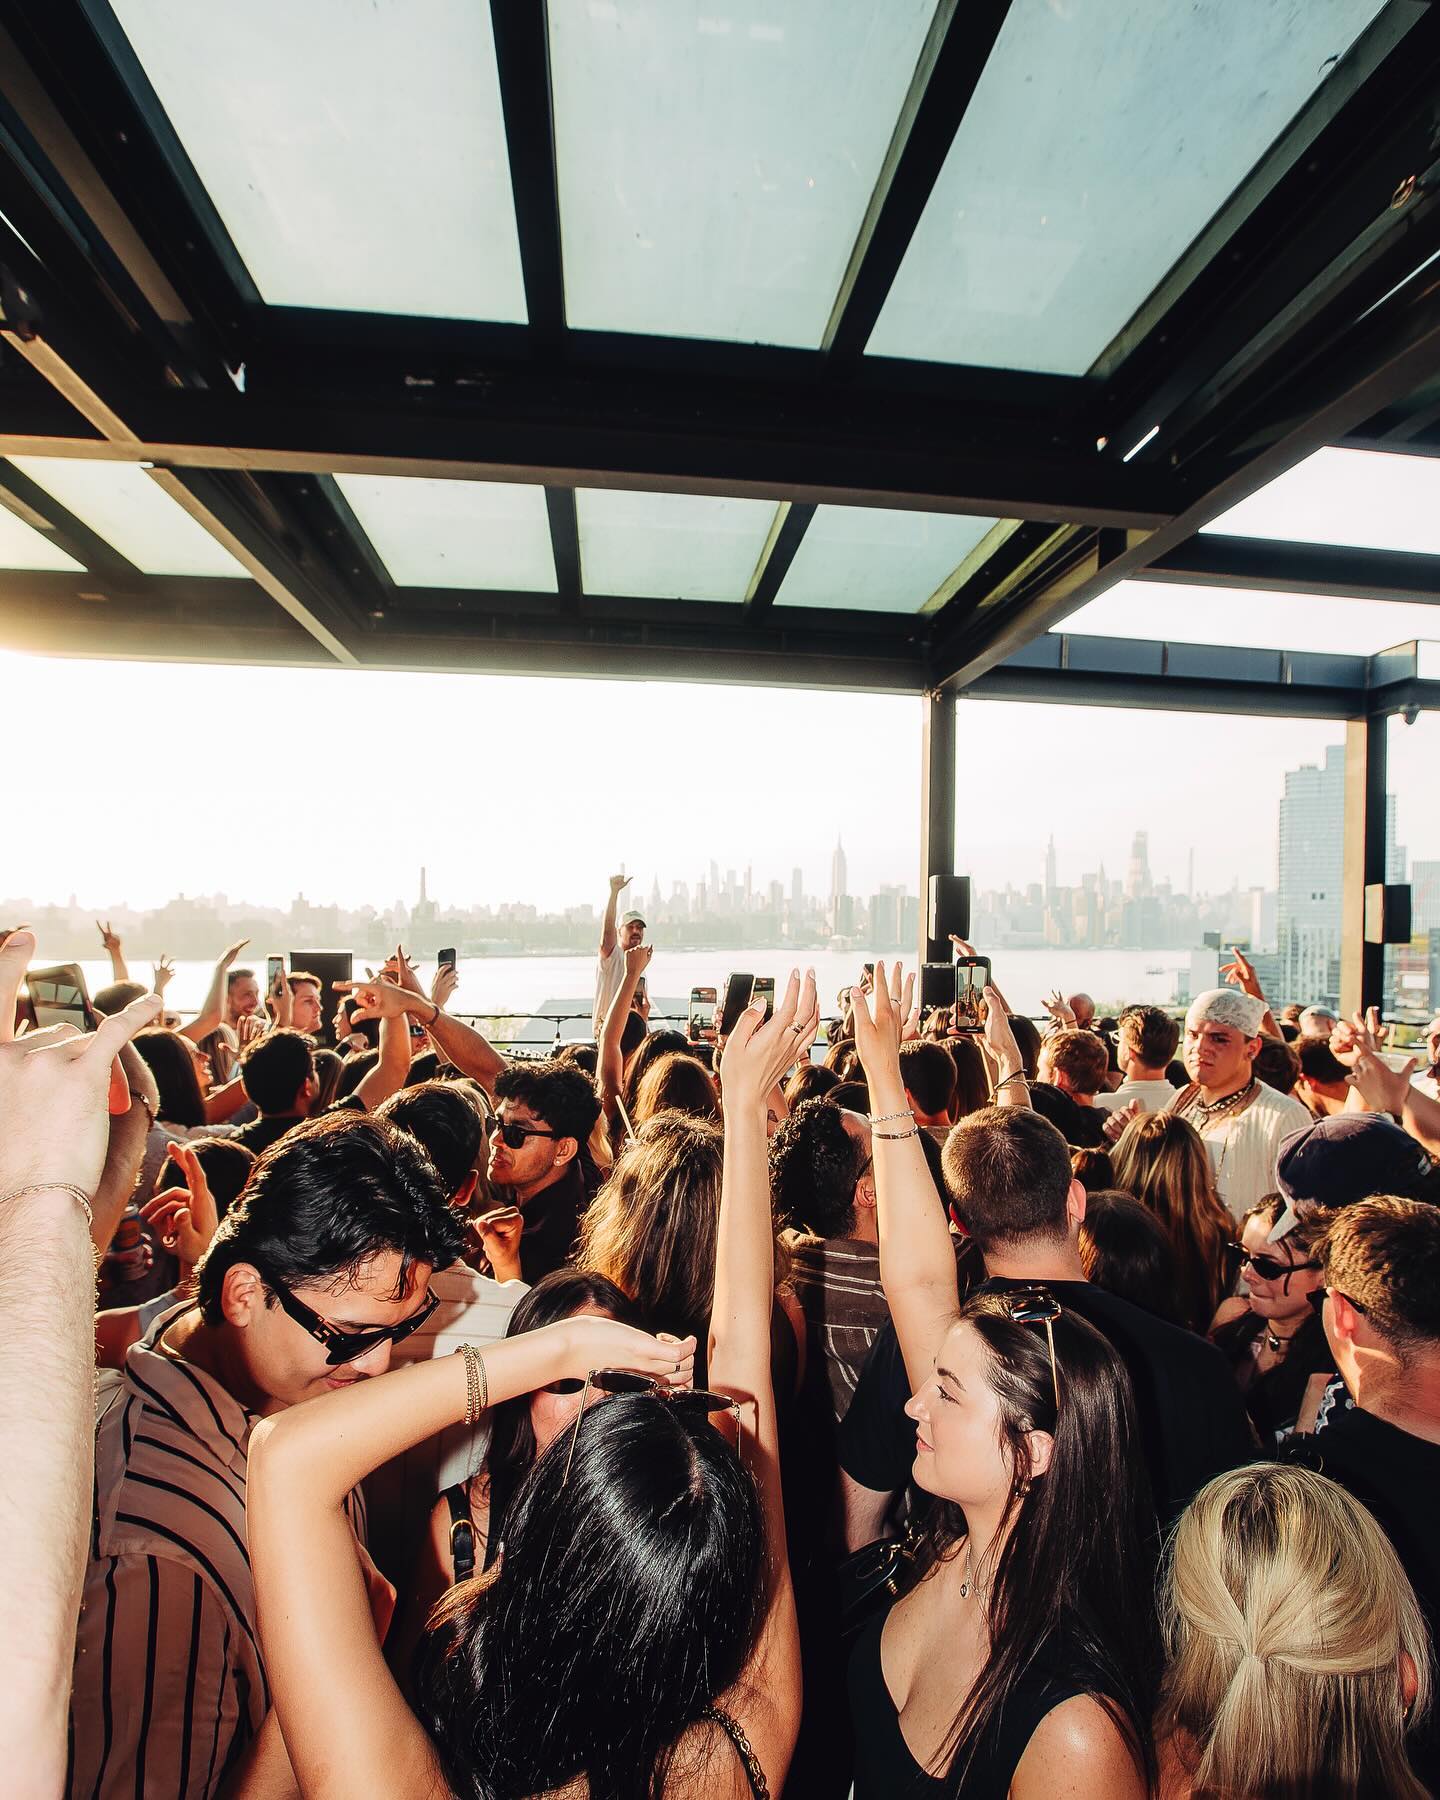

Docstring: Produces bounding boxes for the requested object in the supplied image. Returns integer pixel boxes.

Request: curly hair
[768,1097,865,1239]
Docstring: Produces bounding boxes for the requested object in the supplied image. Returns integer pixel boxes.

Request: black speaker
[927,875,971,948]
[1364,884,1412,946]
[288,949,353,1046]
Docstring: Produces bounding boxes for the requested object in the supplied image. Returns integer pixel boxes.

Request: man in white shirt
[1412,1016,1440,1102]
[592,871,646,1038]
[1164,988,1312,1219]
[1094,1005,1180,1114]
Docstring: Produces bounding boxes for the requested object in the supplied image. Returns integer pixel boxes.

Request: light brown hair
[1112,1110,1234,1333]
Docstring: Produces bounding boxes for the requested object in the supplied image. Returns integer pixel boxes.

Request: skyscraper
[1044,834,1058,901]
[1125,830,1152,900]
[1277,744,1398,1006]
[830,836,848,906]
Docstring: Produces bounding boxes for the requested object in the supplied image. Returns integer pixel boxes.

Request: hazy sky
[6,648,1434,911]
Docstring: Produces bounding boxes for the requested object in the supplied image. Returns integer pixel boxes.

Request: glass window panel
[333,475,556,589]
[776,506,998,612]
[550,0,938,346]
[8,457,245,576]
[1058,579,1440,657]
[108,0,526,322]
[576,490,775,601]
[868,0,1387,373]
[1203,448,1440,556]
[0,502,83,572]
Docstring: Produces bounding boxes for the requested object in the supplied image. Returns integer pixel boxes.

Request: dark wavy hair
[239,1027,315,1115]
[378,1079,485,1200]
[478,1268,639,1564]
[916,1290,1160,1792]
[133,1027,207,1129]
[413,1392,765,1800]
[493,1060,600,1145]
[194,1112,464,1324]
[768,1097,864,1238]
[621,1029,694,1115]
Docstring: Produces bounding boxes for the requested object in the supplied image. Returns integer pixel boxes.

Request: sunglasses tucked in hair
[561,1369,740,1484]
[259,1263,439,1365]
[998,1285,1062,1408]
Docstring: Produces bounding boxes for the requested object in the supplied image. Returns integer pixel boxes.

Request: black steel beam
[919,687,956,962]
[743,503,815,618]
[544,487,581,613]
[823,0,1013,360]
[489,0,566,342]
[0,458,140,576]
[1144,534,1440,605]
[965,665,1361,719]
[1341,714,1388,1015]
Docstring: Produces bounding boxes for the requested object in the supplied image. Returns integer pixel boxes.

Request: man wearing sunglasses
[481,1061,602,1283]
[1284,1196,1440,1791]
[69,1112,463,1800]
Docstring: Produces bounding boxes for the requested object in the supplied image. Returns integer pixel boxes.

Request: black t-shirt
[1027,1083,1109,1148]
[838,1277,1256,1532]
[229,1112,305,1158]
[1284,1408,1440,1789]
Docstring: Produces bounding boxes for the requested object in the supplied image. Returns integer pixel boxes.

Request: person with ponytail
[846,965,1160,1796]
[1157,1462,1432,1797]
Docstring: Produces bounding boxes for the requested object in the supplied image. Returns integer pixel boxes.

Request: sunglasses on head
[560,1368,741,1485]
[1240,1247,1322,1284]
[999,1285,1062,1409]
[490,1117,561,1151]
[260,1265,439,1366]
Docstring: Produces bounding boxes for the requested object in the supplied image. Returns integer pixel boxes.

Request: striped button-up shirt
[67,1306,371,1799]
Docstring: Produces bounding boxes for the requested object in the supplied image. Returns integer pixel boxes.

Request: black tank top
[848,1606,1091,1798]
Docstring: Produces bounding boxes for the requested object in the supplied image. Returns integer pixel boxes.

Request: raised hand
[96,920,123,957]
[152,954,176,994]
[848,959,913,1093]
[431,961,460,1011]
[1330,1006,1388,1070]
[609,872,632,896]
[141,1141,222,1267]
[1103,1099,1142,1144]
[553,1314,697,1389]
[474,1205,523,1282]
[234,1012,266,1048]
[1220,946,1263,1000]
[334,976,416,1023]
[719,968,820,1109]
[981,982,1024,1076]
[1041,988,1076,1029]
[1348,1050,1414,1118]
[624,943,653,980]
[382,944,425,996]
[218,938,250,971]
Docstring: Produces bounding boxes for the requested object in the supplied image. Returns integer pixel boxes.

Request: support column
[1340,713,1386,1017]
[919,687,956,965]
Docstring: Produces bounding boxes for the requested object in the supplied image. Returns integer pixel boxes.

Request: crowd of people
[3,872,1440,1798]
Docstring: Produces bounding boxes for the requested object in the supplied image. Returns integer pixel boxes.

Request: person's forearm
[420,1006,506,1094]
[91,1053,152,1255]
[711,1100,776,1390]
[1402,1088,1440,1157]
[107,946,129,983]
[599,964,643,1103]
[0,1190,97,1794]
[249,1326,573,1511]
[354,1010,412,1110]
[185,953,232,1042]
[600,885,620,956]
[867,1061,960,1346]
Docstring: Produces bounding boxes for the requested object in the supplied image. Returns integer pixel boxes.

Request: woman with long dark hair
[847,965,1160,1797]
[1112,1110,1236,1334]
[245,972,819,1799]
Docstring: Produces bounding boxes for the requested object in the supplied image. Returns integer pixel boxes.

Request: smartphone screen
[718,972,755,1037]
[267,954,285,993]
[438,947,456,970]
[688,986,718,1040]
[751,975,776,1022]
[26,963,96,1032]
[954,956,992,1031]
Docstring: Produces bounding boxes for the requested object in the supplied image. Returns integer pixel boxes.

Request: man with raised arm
[592,870,646,1039]
[1164,988,1311,1218]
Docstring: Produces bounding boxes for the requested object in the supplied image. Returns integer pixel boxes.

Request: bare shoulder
[1011,1694,1147,1800]
[664,1707,774,1800]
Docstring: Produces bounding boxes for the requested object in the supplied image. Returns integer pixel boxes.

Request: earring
[1013,1476,1031,1498]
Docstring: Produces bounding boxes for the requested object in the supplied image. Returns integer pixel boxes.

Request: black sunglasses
[1240,1247,1322,1284]
[561,1369,741,1484]
[1306,1286,1369,1318]
[260,1266,439,1366]
[490,1117,561,1150]
[999,1285,1062,1408]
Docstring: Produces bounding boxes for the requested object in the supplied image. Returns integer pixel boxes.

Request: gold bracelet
[459,1343,488,1423]
[872,1126,921,1141]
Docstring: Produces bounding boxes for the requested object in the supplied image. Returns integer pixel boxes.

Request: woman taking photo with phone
[846,966,1160,1798]
[246,973,819,1799]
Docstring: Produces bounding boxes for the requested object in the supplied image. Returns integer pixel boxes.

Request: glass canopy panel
[1057,579,1440,657]
[332,475,556,589]
[775,506,999,613]
[107,0,526,322]
[550,0,939,347]
[0,502,83,572]
[1203,448,1440,555]
[8,458,245,576]
[576,490,776,601]
[867,0,1387,374]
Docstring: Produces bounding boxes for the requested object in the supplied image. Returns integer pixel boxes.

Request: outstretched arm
[710,971,818,1790]
[0,929,161,1796]
[338,977,507,1096]
[1221,946,1281,1042]
[97,919,129,983]
[599,871,630,959]
[247,1315,692,1800]
[599,944,651,1129]
[851,961,961,1393]
[181,938,250,1044]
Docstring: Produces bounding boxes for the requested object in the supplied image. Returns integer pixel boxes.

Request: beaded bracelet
[0,1182,93,1228]
[868,1109,914,1126]
[459,1342,488,1423]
